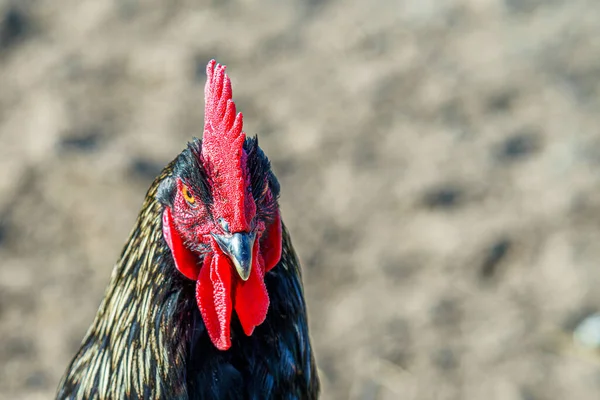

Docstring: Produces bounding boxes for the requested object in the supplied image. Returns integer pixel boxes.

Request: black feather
[244,136,280,225]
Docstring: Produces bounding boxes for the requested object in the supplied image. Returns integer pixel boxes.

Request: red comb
[203,60,244,147]
[201,60,255,232]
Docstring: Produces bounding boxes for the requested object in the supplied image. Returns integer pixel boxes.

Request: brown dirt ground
[2,0,600,399]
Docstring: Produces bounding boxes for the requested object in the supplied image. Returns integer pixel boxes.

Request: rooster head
[157,60,282,351]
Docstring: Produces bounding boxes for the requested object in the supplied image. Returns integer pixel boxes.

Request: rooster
[56,60,319,399]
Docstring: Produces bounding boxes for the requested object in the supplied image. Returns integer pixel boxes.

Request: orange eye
[182,185,195,205]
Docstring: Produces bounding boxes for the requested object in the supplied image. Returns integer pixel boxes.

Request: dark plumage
[56,61,319,399]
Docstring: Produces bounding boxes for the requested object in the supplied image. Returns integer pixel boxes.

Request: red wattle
[234,241,269,336]
[162,208,200,280]
[261,210,282,272]
[196,251,233,351]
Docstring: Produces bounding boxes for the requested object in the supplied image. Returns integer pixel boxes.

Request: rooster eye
[182,185,196,205]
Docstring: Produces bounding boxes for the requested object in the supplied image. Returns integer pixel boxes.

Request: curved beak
[211,231,256,281]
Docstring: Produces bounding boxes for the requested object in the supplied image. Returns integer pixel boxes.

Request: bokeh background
[1,0,600,399]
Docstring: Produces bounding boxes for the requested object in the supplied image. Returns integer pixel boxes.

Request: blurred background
[1,0,600,399]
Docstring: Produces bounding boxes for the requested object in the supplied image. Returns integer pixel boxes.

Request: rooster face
[156,61,282,351]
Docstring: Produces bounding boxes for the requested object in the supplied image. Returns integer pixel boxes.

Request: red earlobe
[261,210,282,272]
[162,208,200,280]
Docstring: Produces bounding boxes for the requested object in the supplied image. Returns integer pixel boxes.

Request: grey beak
[212,232,256,281]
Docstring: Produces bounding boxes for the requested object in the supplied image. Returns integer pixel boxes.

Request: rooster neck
[57,165,194,399]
